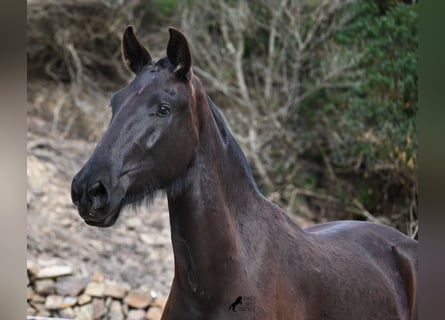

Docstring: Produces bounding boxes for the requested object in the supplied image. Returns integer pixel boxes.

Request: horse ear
[121,26,152,74]
[167,27,192,80]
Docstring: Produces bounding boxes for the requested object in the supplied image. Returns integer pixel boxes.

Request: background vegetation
[27,0,418,237]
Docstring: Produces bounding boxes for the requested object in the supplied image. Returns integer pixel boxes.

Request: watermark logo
[228,295,256,312]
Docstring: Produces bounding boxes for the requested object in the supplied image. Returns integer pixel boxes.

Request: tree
[179,0,417,236]
[316,1,418,234]
[180,0,360,189]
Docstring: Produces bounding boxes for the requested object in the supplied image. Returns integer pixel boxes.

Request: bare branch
[181,0,367,213]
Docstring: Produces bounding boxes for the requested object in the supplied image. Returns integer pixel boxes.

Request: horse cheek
[145,127,162,150]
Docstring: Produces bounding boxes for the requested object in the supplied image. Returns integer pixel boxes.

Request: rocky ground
[27,115,175,319]
[27,262,165,319]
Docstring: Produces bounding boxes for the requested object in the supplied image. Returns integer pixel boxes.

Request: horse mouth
[80,205,121,228]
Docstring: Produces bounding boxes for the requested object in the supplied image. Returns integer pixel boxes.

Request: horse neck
[167,94,264,218]
[165,95,276,298]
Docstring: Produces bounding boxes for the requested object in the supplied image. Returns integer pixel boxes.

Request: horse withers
[71,26,417,320]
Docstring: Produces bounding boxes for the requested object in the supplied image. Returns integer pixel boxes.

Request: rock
[122,302,129,316]
[25,258,172,319]
[30,294,45,303]
[140,233,154,245]
[152,297,167,309]
[92,298,106,319]
[104,280,130,299]
[124,288,153,309]
[126,216,142,230]
[85,281,105,297]
[27,286,34,300]
[146,307,163,320]
[30,302,46,312]
[78,294,92,305]
[59,306,75,318]
[140,234,169,246]
[60,296,77,309]
[90,271,104,282]
[34,278,55,295]
[27,260,39,277]
[127,309,146,320]
[105,296,113,307]
[56,275,90,296]
[108,300,124,320]
[27,306,36,316]
[36,265,72,279]
[60,217,72,227]
[36,309,51,317]
[45,295,64,309]
[74,303,93,320]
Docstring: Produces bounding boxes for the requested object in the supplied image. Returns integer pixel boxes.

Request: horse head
[71,27,201,227]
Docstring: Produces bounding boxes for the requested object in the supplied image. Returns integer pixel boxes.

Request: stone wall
[27,260,166,320]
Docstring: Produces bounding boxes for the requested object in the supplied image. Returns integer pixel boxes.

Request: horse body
[161,95,416,320]
[71,26,417,320]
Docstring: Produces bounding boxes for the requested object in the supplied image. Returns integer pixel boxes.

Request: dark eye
[157,104,171,117]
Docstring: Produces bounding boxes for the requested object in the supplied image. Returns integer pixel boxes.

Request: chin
[81,205,122,228]
[83,213,119,228]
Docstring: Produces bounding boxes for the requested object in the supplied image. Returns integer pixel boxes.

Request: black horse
[228,296,243,312]
[71,26,417,319]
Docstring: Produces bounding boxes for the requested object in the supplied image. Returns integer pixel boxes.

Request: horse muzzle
[71,174,120,227]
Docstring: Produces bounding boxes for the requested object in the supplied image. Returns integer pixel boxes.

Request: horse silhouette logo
[229,296,243,312]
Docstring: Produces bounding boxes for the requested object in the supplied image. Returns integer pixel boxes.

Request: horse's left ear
[167,27,192,81]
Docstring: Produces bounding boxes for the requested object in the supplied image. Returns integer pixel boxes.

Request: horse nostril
[87,181,108,209]
[88,182,102,195]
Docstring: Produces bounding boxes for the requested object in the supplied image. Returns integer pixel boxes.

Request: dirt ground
[27,120,175,297]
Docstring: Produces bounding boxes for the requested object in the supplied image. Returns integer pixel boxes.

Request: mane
[167,95,259,200]
[205,95,259,190]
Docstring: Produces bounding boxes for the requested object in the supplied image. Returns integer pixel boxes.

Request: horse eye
[157,104,171,117]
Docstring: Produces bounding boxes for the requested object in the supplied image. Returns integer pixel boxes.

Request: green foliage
[300,1,417,226]
[153,0,178,16]
[329,1,417,173]
[133,0,179,27]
